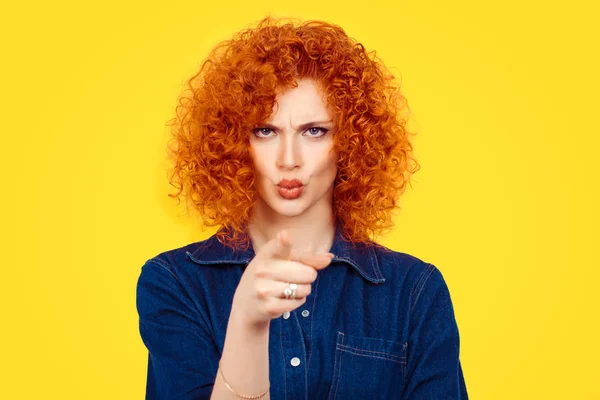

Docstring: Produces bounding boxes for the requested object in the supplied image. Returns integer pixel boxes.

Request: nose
[276,132,301,170]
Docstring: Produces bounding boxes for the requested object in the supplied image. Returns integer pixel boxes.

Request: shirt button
[290,357,301,367]
[301,310,310,317]
[282,311,290,319]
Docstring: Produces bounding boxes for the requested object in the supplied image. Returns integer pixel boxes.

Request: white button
[290,357,301,367]
[301,310,310,317]
[282,311,290,319]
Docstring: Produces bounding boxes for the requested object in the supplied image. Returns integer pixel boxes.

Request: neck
[247,196,336,255]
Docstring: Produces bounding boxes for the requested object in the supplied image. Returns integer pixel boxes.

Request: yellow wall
[2,1,598,398]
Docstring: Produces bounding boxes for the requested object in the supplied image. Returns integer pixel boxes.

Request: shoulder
[143,239,210,271]
[136,235,241,322]
[137,235,230,296]
[369,242,450,310]
[141,231,238,273]
[369,242,438,282]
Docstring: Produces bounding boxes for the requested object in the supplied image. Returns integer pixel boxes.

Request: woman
[136,16,468,399]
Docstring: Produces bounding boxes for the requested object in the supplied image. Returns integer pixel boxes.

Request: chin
[270,200,308,217]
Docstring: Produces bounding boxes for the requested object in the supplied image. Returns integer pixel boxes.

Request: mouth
[277,178,304,189]
[276,179,305,199]
[277,185,304,199]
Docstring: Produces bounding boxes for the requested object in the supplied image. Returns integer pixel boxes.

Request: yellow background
[2,1,598,398]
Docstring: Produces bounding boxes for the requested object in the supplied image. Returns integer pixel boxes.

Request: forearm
[210,303,271,400]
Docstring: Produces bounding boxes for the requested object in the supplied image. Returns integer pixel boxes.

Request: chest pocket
[327,331,407,400]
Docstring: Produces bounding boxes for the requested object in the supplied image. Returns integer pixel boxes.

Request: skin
[247,77,338,255]
[214,78,339,399]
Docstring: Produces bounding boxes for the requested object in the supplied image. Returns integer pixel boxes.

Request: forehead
[269,78,331,121]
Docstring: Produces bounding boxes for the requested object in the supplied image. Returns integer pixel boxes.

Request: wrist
[230,301,270,333]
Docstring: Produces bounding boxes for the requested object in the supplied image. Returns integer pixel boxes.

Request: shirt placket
[279,275,319,400]
[279,308,306,400]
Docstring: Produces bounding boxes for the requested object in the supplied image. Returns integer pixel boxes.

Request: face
[249,78,338,219]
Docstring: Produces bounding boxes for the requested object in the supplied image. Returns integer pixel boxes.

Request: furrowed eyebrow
[259,120,333,132]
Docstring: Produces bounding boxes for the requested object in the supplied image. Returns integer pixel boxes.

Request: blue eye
[252,126,330,138]
[252,128,274,138]
[304,127,329,138]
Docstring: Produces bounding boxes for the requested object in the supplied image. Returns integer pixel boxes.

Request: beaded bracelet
[218,359,270,399]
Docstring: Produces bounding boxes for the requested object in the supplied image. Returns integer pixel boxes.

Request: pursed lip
[277,179,304,189]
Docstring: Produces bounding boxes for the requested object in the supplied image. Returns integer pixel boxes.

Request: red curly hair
[166,15,420,250]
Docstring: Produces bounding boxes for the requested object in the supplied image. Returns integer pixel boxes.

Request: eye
[252,128,275,138]
[304,127,329,138]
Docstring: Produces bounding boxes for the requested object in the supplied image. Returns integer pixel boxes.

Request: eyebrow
[259,120,333,132]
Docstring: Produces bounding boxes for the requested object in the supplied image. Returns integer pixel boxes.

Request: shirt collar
[185,220,386,284]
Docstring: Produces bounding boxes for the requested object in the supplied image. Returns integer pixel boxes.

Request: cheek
[313,147,337,173]
[254,162,270,181]
[249,147,269,177]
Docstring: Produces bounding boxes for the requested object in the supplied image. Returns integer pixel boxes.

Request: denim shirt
[136,223,468,399]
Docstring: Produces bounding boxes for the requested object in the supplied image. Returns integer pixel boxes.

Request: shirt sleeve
[136,260,219,400]
[400,263,468,400]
